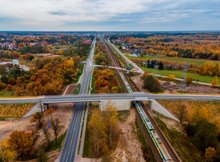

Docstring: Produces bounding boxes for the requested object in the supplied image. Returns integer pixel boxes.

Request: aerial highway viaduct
[0,93,220,104]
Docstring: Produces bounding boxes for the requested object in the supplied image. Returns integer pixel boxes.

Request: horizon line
[0,30,220,32]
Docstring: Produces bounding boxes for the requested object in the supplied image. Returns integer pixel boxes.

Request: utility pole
[179,62,188,91]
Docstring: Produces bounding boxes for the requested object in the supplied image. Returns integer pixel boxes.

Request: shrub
[143,75,163,92]
[0,82,6,90]
[168,74,175,81]
[211,76,219,87]
[186,76,194,85]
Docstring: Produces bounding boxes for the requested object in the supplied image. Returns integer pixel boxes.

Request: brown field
[0,104,34,118]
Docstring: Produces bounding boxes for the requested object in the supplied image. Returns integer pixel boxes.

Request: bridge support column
[148,100,153,110]
[43,104,49,111]
[100,100,130,111]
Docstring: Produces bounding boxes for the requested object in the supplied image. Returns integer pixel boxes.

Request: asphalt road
[60,39,96,162]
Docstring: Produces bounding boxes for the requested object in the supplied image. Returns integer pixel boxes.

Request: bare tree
[51,118,62,145]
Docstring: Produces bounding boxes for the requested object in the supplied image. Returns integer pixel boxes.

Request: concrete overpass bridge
[0,93,220,104]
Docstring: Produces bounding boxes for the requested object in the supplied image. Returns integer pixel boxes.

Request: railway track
[101,38,127,92]
[101,37,164,161]
[101,37,181,162]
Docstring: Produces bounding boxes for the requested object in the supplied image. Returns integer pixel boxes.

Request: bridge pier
[43,103,49,111]
[100,100,130,111]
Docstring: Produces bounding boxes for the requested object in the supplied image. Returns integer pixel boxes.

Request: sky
[0,0,220,31]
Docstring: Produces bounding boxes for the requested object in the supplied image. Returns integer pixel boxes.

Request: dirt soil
[63,84,78,95]
[0,107,73,143]
[78,109,145,162]
[0,107,73,162]
[32,107,73,150]
[130,75,148,92]
[131,75,220,94]
[0,117,33,141]
[111,109,145,162]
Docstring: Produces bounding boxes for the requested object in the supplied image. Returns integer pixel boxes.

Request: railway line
[101,37,181,162]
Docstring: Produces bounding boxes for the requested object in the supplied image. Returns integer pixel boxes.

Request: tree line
[88,106,120,159]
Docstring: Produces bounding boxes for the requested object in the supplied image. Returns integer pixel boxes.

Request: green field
[142,67,215,84]
[0,89,15,97]
[127,54,218,67]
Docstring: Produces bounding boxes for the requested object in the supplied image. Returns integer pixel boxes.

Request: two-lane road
[60,39,96,162]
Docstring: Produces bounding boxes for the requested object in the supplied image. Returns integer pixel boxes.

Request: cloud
[49,11,68,16]
[0,0,219,30]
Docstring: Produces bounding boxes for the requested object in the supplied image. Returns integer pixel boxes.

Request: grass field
[47,132,66,151]
[83,109,94,157]
[127,54,218,67]
[142,67,214,84]
[0,89,15,97]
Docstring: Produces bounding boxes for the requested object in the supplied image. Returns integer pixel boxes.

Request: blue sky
[0,0,219,31]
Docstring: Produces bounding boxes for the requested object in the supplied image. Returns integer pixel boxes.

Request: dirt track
[111,109,145,162]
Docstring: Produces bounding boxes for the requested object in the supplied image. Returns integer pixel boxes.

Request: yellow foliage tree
[9,131,34,160]
[65,58,75,67]
[168,74,175,81]
[211,76,219,87]
[88,109,108,157]
[104,105,119,149]
[200,62,216,76]
[205,147,216,162]
[0,140,17,162]
[57,49,64,55]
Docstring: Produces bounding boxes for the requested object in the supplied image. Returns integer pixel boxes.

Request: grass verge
[82,109,94,158]
[47,132,66,152]
[142,67,214,84]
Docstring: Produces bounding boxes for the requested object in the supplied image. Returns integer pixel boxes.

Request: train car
[134,99,173,162]
[146,121,154,130]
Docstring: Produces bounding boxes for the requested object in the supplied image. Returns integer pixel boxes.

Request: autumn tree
[177,104,187,125]
[37,148,48,162]
[8,131,34,160]
[88,109,108,157]
[57,49,64,55]
[6,84,13,91]
[0,140,17,162]
[0,82,6,90]
[186,76,194,86]
[200,62,216,76]
[103,105,119,149]
[45,108,55,120]
[8,78,16,85]
[51,118,62,145]
[158,61,164,70]
[211,76,219,87]
[205,147,216,162]
[42,125,51,146]
[143,75,163,92]
[213,63,220,76]
[31,112,43,128]
[168,74,175,81]
[111,86,119,93]
[191,120,218,152]
[141,72,149,80]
